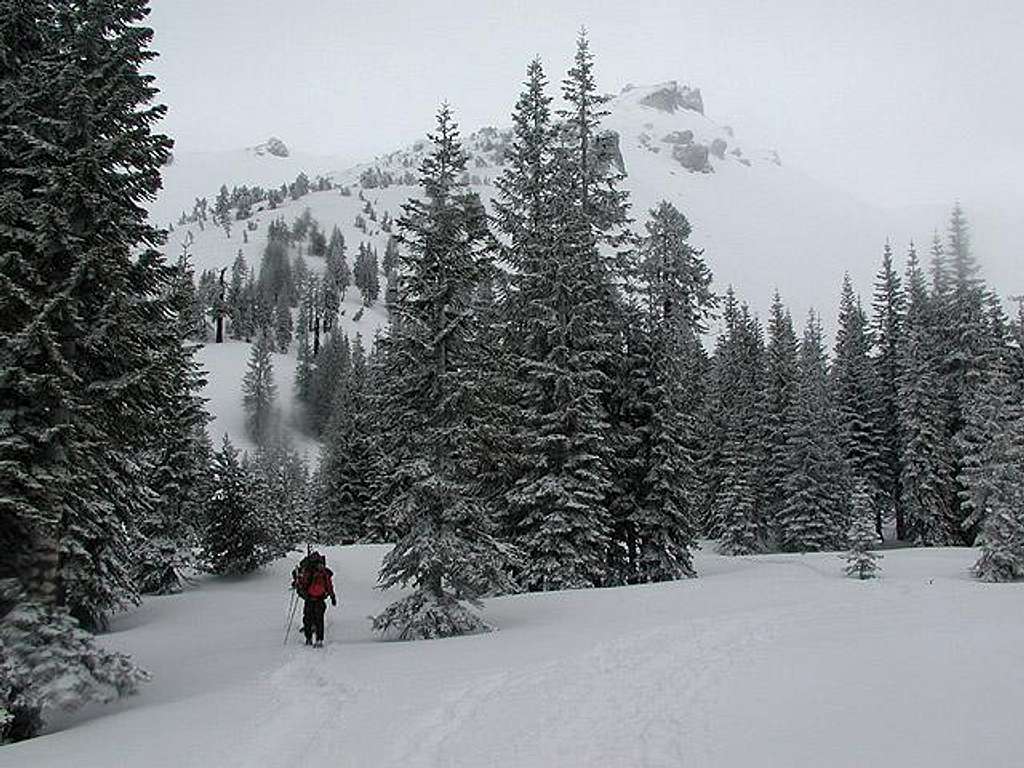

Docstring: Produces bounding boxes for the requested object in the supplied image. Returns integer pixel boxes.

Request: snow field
[7,545,1023,768]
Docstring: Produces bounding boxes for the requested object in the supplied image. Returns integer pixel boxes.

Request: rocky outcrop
[710,138,728,159]
[252,136,290,157]
[640,81,704,115]
[673,143,711,173]
[662,130,694,145]
[265,137,289,157]
[590,129,626,175]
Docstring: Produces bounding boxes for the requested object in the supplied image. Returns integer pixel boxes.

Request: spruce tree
[777,313,846,551]
[1,0,181,733]
[0,580,148,743]
[318,335,375,543]
[764,292,800,545]
[242,330,278,445]
[228,250,249,340]
[629,202,714,580]
[294,284,314,406]
[843,484,883,579]
[871,242,907,539]
[967,297,1024,581]
[497,57,617,590]
[274,291,293,353]
[899,246,956,544]
[942,206,995,543]
[373,105,512,639]
[136,245,212,595]
[309,331,351,436]
[832,273,884,538]
[201,437,283,575]
[707,291,767,554]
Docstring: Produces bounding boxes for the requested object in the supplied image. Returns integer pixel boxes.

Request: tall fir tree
[707,290,767,554]
[940,205,994,543]
[242,330,278,445]
[871,241,907,539]
[135,244,212,595]
[1,0,184,735]
[832,273,884,538]
[763,292,800,545]
[273,291,293,353]
[497,54,618,590]
[628,201,715,581]
[898,244,956,544]
[200,436,287,575]
[317,335,375,543]
[228,250,250,340]
[777,312,847,551]
[373,105,513,639]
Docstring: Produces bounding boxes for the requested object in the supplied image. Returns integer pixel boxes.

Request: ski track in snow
[9,549,1024,768]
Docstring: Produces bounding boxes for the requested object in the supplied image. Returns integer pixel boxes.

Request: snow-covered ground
[8,545,1022,767]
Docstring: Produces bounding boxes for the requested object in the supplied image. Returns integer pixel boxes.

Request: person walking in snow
[291,551,337,647]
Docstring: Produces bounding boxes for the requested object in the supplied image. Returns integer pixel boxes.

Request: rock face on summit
[250,137,290,158]
[673,143,711,173]
[639,81,704,115]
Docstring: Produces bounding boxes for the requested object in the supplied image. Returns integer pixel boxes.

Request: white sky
[148,0,1024,211]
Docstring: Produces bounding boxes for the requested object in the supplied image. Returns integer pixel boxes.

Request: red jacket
[306,567,335,601]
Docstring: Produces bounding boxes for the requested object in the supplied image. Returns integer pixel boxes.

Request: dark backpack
[291,553,320,598]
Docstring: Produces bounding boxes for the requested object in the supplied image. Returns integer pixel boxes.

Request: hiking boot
[314,640,323,648]
[304,635,312,646]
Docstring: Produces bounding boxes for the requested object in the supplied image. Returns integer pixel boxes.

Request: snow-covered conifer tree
[373,105,513,639]
[764,292,800,544]
[778,313,846,551]
[135,246,212,595]
[228,251,250,340]
[274,291,293,352]
[242,330,278,445]
[832,274,884,537]
[294,285,314,406]
[1,0,184,733]
[871,242,907,539]
[899,243,957,544]
[497,56,617,589]
[317,336,375,543]
[0,580,147,742]
[707,291,767,554]
[843,484,883,579]
[200,437,285,575]
[628,201,715,580]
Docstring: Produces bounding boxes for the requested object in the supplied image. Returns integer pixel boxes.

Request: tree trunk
[215,267,227,343]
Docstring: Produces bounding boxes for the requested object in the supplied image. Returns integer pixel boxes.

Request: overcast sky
[148,0,1023,211]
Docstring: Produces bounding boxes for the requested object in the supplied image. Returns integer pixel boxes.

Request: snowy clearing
[7,545,1021,768]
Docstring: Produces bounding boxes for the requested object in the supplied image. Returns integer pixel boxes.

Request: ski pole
[283,589,299,646]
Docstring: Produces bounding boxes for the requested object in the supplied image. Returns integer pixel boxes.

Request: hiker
[291,551,337,647]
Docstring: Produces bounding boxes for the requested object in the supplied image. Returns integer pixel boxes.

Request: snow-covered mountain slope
[10,544,1024,767]
[152,80,1017,451]
[151,140,350,231]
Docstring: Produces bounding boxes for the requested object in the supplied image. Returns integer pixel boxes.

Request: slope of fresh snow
[196,340,316,458]
[7,545,1023,768]
[154,81,1020,335]
[151,145,350,231]
[194,282,388,457]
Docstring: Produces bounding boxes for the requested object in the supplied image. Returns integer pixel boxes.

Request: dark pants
[302,598,327,642]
